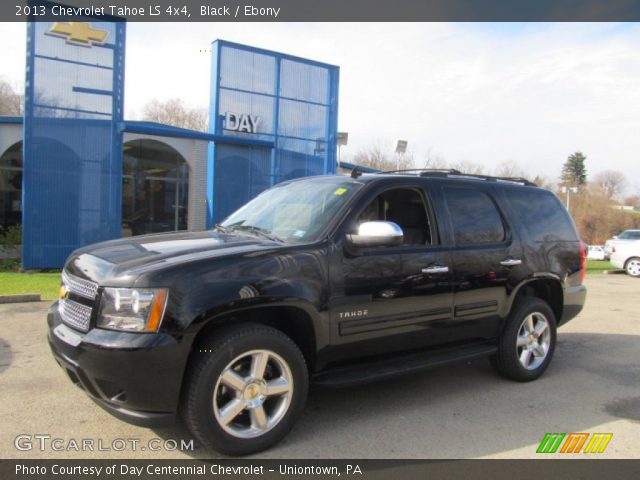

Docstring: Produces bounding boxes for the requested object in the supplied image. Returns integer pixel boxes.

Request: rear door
[438,183,524,342]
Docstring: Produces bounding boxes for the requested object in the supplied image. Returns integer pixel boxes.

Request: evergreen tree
[561,151,587,186]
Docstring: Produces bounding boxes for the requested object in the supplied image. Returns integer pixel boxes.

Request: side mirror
[612,235,618,239]
[346,221,403,247]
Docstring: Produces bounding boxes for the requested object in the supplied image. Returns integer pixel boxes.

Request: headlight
[97,288,168,333]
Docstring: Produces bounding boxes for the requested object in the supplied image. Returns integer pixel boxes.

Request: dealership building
[0,22,339,268]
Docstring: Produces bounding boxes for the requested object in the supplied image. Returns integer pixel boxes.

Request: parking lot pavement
[0,274,638,459]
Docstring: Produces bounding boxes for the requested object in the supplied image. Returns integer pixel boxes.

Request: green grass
[0,272,61,300]
[586,259,614,274]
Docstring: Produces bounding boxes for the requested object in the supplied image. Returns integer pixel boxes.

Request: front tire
[492,298,557,382]
[625,257,640,277]
[182,324,308,456]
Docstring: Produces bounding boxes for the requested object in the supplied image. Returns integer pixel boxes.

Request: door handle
[422,265,450,274]
[500,258,522,266]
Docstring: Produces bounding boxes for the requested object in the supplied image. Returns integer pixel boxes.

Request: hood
[65,230,284,286]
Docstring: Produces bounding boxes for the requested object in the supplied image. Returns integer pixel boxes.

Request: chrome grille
[59,298,92,332]
[62,270,98,300]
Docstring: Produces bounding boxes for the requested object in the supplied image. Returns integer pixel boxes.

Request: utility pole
[563,186,578,214]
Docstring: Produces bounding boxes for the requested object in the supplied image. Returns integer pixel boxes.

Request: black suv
[48,170,587,455]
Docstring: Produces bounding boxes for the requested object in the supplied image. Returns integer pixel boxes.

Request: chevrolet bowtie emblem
[47,22,109,47]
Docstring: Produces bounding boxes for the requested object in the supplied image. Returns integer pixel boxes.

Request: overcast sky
[1,22,639,193]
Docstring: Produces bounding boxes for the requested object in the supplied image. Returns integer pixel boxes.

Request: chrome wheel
[213,349,293,439]
[626,258,640,277]
[516,312,551,370]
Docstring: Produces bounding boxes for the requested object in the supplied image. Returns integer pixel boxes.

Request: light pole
[395,140,408,170]
[563,186,578,214]
[337,132,348,165]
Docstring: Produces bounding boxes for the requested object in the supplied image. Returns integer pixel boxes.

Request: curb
[0,294,42,304]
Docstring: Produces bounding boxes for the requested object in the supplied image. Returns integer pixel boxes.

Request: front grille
[58,298,93,332]
[61,270,98,300]
[59,270,99,332]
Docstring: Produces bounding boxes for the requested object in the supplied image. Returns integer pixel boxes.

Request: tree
[0,79,23,115]
[449,160,485,175]
[422,147,447,169]
[592,170,626,200]
[494,160,525,178]
[351,141,414,171]
[560,151,587,187]
[142,98,207,132]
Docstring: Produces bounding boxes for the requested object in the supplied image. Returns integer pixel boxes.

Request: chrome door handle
[500,258,522,266]
[422,265,450,274]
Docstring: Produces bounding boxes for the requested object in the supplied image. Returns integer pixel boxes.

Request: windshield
[220,177,363,243]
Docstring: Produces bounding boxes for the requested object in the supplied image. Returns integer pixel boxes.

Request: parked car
[610,241,640,277]
[48,170,587,455]
[587,245,607,261]
[604,229,640,259]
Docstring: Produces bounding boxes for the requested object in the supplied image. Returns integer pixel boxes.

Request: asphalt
[0,274,638,459]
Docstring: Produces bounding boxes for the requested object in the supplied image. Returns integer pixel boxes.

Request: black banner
[4,0,640,22]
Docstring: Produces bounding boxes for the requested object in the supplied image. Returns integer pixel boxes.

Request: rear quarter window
[506,189,578,242]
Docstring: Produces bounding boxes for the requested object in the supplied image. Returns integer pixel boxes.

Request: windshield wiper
[225,224,284,242]
[212,224,231,234]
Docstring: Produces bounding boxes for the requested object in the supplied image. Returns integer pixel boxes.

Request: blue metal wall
[208,41,339,224]
[23,21,125,269]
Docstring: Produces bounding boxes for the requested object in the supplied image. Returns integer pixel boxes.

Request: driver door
[329,184,454,361]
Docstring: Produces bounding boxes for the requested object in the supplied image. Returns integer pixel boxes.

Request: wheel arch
[507,277,564,325]
[186,302,321,374]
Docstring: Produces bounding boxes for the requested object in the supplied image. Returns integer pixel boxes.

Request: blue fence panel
[23,20,125,268]
[208,41,339,226]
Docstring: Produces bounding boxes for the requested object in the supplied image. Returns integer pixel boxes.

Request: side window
[356,188,432,246]
[443,187,505,245]
[506,189,578,242]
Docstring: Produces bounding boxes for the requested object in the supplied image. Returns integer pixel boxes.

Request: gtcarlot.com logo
[536,432,613,454]
[14,434,194,452]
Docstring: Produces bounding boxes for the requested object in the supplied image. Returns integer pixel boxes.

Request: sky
[1,22,639,194]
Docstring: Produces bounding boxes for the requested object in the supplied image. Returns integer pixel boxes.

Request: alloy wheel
[213,349,293,439]
[516,312,551,370]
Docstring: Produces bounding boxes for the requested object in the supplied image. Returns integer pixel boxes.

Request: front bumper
[47,302,191,428]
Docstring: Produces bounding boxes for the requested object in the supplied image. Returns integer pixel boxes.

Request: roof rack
[375,168,538,187]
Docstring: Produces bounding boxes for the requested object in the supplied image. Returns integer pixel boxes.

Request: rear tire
[492,298,557,382]
[625,257,640,277]
[182,324,308,456]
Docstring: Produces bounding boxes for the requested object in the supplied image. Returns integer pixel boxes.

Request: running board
[311,343,497,388]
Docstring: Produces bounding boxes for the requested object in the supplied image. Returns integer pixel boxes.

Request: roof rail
[375,168,537,187]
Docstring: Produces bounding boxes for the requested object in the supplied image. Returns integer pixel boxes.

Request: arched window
[122,139,189,237]
[0,141,23,231]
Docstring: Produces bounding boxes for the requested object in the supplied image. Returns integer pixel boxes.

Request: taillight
[579,240,587,282]
[611,245,616,253]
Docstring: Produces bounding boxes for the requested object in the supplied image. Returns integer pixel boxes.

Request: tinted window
[443,187,505,245]
[506,189,578,242]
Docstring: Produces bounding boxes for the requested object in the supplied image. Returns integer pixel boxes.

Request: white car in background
[610,241,640,277]
[604,229,640,259]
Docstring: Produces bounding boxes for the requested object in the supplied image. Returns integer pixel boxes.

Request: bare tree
[494,160,526,178]
[449,160,485,175]
[0,79,23,115]
[142,98,207,132]
[422,147,447,169]
[532,175,556,190]
[351,141,414,171]
[592,170,626,200]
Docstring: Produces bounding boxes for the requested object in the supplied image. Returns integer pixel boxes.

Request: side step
[311,343,497,388]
